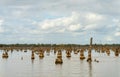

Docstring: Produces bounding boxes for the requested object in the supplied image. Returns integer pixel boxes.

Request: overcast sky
[0,0,120,44]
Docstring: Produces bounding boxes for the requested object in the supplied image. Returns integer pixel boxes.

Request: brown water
[0,50,120,77]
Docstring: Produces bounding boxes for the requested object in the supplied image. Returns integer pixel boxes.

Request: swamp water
[0,50,120,77]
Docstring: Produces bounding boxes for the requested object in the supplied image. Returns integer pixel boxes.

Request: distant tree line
[0,43,120,47]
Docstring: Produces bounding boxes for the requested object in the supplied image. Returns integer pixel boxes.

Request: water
[0,50,120,77]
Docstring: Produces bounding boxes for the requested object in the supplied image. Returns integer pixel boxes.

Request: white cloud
[113,18,120,36]
[37,12,81,32]
[11,8,29,18]
[1,0,120,44]
[40,19,58,30]
[85,13,104,23]
[84,24,97,30]
[0,18,4,33]
[112,18,119,23]
[12,10,24,17]
[34,12,106,34]
[105,36,114,41]
[0,18,4,25]
[68,24,81,31]
[0,26,4,33]
[115,32,120,36]
[56,29,65,33]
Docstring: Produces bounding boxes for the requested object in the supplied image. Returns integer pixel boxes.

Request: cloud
[68,24,81,31]
[85,13,104,23]
[34,12,106,34]
[112,18,120,36]
[105,36,114,41]
[0,18,4,25]
[115,32,120,36]
[1,0,120,16]
[84,24,98,30]
[37,12,81,33]
[0,18,4,33]
[11,10,26,18]
[0,0,120,44]
[0,26,4,33]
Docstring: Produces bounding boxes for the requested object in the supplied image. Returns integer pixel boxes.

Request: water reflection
[39,57,44,59]
[31,59,34,64]
[66,57,71,60]
[88,62,92,77]
[0,49,120,77]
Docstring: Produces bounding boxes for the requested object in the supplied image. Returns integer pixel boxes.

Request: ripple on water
[0,50,120,77]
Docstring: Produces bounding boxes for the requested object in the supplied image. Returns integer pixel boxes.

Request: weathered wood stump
[55,50,63,64]
[2,52,9,58]
[31,51,35,59]
[66,50,71,58]
[80,49,85,60]
[115,48,119,56]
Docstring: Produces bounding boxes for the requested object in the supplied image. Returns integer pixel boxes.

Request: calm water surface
[0,50,120,77]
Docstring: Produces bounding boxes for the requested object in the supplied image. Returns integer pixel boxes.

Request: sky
[0,0,120,44]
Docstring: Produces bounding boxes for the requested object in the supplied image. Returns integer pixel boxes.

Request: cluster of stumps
[1,37,120,64]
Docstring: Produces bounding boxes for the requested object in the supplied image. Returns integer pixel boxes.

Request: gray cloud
[0,0,120,44]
